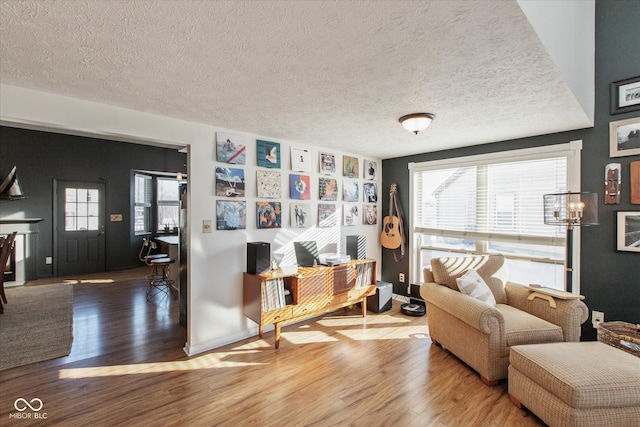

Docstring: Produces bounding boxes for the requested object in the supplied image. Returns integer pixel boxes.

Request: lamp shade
[399,113,435,135]
[543,192,599,226]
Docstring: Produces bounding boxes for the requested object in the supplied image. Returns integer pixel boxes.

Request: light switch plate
[203,219,212,233]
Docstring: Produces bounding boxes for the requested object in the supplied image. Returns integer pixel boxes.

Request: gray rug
[0,283,73,371]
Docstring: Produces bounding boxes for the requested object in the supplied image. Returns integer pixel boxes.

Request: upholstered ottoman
[509,342,640,427]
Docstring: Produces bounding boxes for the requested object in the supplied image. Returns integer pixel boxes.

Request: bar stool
[146,257,176,301]
[138,238,168,282]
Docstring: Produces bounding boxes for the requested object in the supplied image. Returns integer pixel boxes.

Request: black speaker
[247,242,270,274]
[346,235,366,260]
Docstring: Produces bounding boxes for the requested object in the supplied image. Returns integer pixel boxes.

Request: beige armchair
[420,254,588,385]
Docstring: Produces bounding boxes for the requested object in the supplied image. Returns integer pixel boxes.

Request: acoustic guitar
[381,183,402,249]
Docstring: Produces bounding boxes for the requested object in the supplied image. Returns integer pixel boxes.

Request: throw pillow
[455,268,497,306]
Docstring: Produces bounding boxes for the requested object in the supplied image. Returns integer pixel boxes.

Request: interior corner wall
[517,0,595,121]
[0,86,382,354]
[382,0,639,340]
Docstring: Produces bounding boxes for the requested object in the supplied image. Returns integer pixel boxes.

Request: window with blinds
[410,142,582,290]
[134,174,152,234]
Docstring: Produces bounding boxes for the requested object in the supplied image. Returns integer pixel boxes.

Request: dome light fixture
[399,113,436,135]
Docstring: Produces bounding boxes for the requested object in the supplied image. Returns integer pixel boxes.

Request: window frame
[408,141,583,292]
[134,173,152,236]
[155,177,180,233]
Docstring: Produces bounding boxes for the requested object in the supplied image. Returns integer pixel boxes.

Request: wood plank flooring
[0,268,545,426]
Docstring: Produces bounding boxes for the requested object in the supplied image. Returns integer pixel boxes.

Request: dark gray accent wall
[382,0,640,340]
[0,126,186,277]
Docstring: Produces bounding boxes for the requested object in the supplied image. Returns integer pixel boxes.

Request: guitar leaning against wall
[380,183,405,261]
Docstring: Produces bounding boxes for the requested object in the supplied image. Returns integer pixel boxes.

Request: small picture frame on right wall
[631,161,640,204]
[610,76,640,115]
[609,117,640,157]
[616,211,640,252]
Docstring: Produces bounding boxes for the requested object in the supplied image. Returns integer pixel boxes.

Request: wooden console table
[243,259,377,348]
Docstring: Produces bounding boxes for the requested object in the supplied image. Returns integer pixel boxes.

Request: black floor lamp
[543,192,599,293]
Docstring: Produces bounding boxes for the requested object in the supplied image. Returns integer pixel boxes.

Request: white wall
[518,0,595,122]
[0,83,382,355]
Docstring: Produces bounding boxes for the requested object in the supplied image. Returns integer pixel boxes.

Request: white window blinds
[411,144,580,246]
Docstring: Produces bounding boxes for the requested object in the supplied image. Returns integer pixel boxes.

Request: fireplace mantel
[0,218,44,285]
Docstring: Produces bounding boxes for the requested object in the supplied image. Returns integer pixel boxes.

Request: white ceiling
[0,0,592,159]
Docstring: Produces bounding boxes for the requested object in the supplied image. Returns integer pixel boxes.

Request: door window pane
[65,187,100,231]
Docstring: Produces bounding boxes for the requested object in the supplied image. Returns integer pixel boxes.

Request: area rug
[0,283,73,371]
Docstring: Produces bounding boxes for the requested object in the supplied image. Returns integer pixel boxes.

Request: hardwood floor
[0,268,545,426]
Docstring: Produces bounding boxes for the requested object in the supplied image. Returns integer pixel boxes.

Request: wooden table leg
[275,322,281,349]
[259,325,264,338]
[361,297,367,317]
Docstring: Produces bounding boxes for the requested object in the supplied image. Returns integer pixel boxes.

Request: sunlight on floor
[316,313,412,327]
[58,349,265,379]
[336,326,430,341]
[61,278,115,284]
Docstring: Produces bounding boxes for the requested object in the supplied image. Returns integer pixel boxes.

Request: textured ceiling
[0,0,591,159]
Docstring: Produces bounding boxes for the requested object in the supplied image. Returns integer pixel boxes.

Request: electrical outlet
[45,256,53,265]
[399,273,405,283]
[592,310,604,327]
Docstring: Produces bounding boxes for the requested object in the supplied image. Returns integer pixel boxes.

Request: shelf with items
[243,259,377,348]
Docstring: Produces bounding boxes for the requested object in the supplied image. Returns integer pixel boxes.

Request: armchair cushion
[456,268,496,306]
[497,304,563,346]
[431,254,509,304]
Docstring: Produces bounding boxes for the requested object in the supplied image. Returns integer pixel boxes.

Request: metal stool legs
[146,258,176,301]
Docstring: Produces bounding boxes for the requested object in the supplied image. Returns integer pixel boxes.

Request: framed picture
[363,182,378,203]
[343,155,359,178]
[616,211,640,252]
[343,203,359,226]
[257,140,281,168]
[364,159,377,180]
[342,180,359,202]
[289,174,311,200]
[318,203,337,227]
[291,202,311,228]
[291,147,311,172]
[319,152,336,175]
[256,201,281,229]
[319,177,338,201]
[215,167,245,197]
[631,161,640,204]
[216,132,246,164]
[256,170,281,199]
[216,201,246,230]
[611,76,640,115]
[609,117,640,157]
[363,204,377,225]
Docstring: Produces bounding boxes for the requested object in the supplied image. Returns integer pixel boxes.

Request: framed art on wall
[616,211,640,252]
[216,132,246,164]
[364,159,377,180]
[291,203,311,228]
[291,147,311,172]
[216,201,246,230]
[319,152,336,175]
[318,203,337,227]
[611,76,640,115]
[319,177,338,201]
[609,117,640,157]
[257,140,281,168]
[343,155,359,178]
[256,201,281,229]
[289,174,311,200]
[256,170,281,198]
[631,161,640,204]
[215,167,245,197]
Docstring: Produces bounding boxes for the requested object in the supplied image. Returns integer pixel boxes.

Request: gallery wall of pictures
[214,132,380,231]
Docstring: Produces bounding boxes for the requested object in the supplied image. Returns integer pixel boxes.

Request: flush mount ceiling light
[399,113,436,135]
